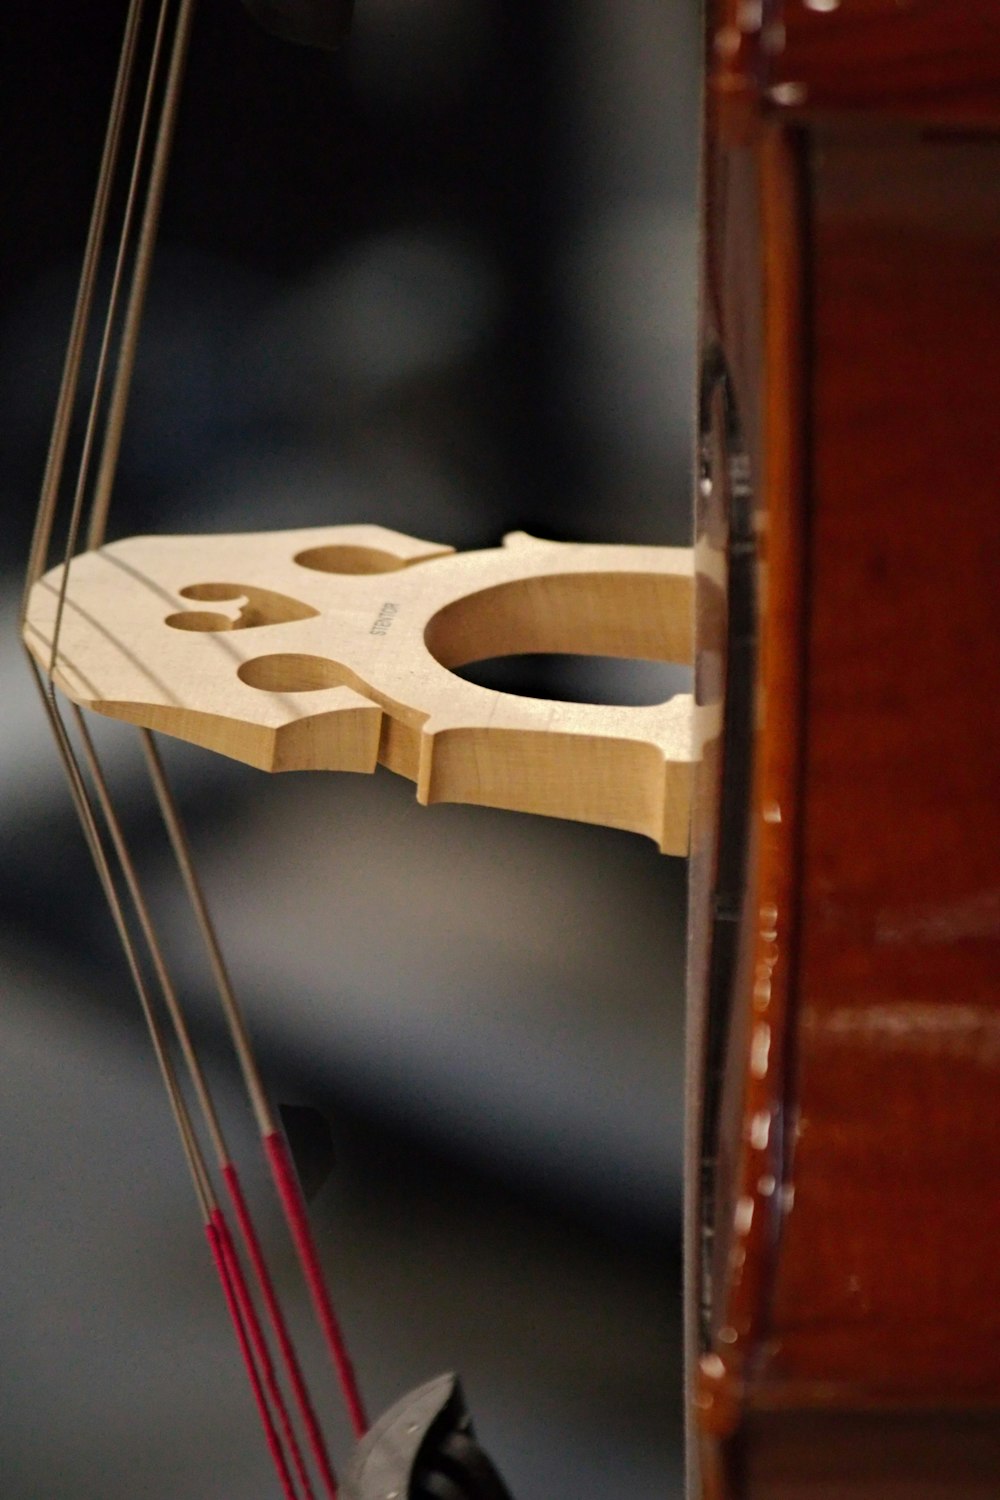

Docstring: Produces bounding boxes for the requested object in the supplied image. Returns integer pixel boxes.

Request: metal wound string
[141,730,370,1439]
[47,0,175,683]
[21,0,146,610]
[27,650,309,1500]
[21,0,365,1488]
[88,0,198,552]
[75,710,334,1500]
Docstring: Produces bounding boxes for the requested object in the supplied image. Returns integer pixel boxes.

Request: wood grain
[691,3,1000,1495]
[759,129,1000,1405]
[24,525,698,850]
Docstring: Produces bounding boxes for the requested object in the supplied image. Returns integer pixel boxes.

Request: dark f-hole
[453,653,692,706]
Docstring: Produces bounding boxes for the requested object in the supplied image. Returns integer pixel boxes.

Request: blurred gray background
[1,1,699,1495]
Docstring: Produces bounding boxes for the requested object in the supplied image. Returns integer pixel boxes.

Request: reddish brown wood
[760,130,1000,1407]
[689,5,1000,1496]
[688,117,813,1500]
[743,1410,1000,1499]
[709,0,1000,131]
[775,0,1000,126]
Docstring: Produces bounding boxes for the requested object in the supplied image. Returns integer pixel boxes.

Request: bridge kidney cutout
[237,654,359,693]
[294,544,411,575]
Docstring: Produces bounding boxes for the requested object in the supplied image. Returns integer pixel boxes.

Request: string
[207,1218,300,1500]
[48,0,175,682]
[89,0,199,552]
[25,665,300,1500]
[212,1211,313,1500]
[21,0,146,608]
[21,0,350,1487]
[222,1162,343,1496]
[73,708,330,1500]
[47,0,176,681]
[141,730,370,1438]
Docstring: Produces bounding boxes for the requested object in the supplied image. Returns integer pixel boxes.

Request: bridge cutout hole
[238,654,355,693]
[166,583,317,632]
[425,573,692,704]
[453,654,692,706]
[295,544,410,575]
[167,609,241,632]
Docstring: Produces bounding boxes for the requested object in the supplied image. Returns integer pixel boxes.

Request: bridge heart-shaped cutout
[165,583,318,632]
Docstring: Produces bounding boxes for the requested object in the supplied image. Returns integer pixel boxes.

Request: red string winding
[223,1163,340,1499]
[212,1206,318,1500]
[264,1129,369,1438]
[206,1218,298,1500]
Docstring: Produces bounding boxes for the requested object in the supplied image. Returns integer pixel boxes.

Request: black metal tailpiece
[238,0,354,51]
[342,1373,515,1500]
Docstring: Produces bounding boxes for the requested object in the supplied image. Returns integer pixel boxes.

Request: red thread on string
[206,1219,298,1500]
[212,1207,317,1500]
[223,1163,340,1499]
[264,1129,368,1437]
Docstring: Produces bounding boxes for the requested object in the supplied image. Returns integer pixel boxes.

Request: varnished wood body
[688,3,1000,1495]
